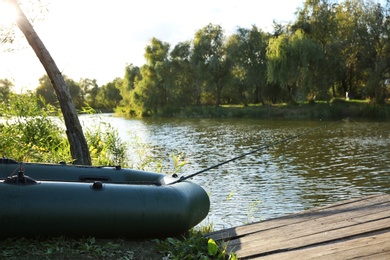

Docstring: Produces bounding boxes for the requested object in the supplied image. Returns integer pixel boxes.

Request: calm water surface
[80,114,390,231]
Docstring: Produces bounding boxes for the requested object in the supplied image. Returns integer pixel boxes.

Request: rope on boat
[170,118,350,184]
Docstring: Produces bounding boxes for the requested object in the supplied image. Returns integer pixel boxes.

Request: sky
[0,0,305,92]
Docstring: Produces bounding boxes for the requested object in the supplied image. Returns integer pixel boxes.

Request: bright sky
[0,0,304,92]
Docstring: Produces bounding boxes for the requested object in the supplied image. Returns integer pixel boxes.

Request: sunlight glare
[0,1,17,26]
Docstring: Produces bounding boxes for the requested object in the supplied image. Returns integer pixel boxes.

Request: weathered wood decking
[206,194,390,259]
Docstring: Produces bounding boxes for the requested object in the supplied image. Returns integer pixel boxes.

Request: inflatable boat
[0,158,210,238]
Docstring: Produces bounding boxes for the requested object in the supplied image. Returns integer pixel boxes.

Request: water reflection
[80,115,390,230]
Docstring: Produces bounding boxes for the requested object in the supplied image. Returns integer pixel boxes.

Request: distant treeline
[1,0,390,117]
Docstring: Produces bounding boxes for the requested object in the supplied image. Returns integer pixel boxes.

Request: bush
[85,122,127,166]
[0,93,71,163]
[156,227,237,260]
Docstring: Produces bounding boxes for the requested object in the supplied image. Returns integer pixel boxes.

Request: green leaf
[230,252,238,260]
[207,238,218,256]
[166,237,177,246]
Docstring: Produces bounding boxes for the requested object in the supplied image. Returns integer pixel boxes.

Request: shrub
[0,93,71,163]
[85,122,127,166]
[156,227,237,260]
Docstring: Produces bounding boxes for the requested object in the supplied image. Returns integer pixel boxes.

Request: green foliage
[207,238,219,256]
[6,1,390,117]
[267,29,329,102]
[35,75,58,106]
[193,24,231,107]
[85,121,127,166]
[0,93,71,163]
[170,151,188,176]
[36,74,85,108]
[79,78,99,108]
[0,78,13,105]
[247,199,262,223]
[119,64,142,110]
[226,26,269,105]
[0,236,151,259]
[93,78,122,111]
[113,1,390,117]
[125,38,171,116]
[0,94,132,165]
[156,228,237,260]
[158,101,390,119]
[36,75,123,112]
[169,41,198,107]
[124,134,163,171]
[76,237,121,258]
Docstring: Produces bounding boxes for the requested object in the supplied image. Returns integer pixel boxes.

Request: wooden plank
[226,203,390,249]
[205,194,390,259]
[254,231,390,260]
[208,194,388,241]
[233,215,390,258]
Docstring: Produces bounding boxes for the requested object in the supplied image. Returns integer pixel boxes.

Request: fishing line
[170,118,349,184]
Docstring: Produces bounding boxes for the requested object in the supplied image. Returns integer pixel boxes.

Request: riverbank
[155,99,390,119]
[0,237,161,259]
[0,227,232,259]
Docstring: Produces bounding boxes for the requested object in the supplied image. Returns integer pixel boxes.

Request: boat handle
[79,176,110,182]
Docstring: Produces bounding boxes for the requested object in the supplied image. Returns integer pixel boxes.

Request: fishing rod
[170,118,349,185]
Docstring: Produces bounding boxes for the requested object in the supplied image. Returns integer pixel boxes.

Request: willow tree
[267,29,327,101]
[226,26,269,105]
[266,33,299,101]
[170,41,197,107]
[293,0,341,98]
[192,24,231,107]
[6,0,91,165]
[359,0,390,103]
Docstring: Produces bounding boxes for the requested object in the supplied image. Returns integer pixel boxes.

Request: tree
[0,78,13,104]
[331,0,390,101]
[66,78,82,109]
[79,78,99,107]
[360,0,390,103]
[36,75,85,109]
[169,41,197,106]
[267,29,327,101]
[192,24,231,107]
[36,74,57,105]
[226,26,269,104]
[129,38,171,116]
[267,33,297,101]
[335,0,367,98]
[144,38,171,110]
[293,0,342,99]
[119,64,141,106]
[8,0,91,165]
[95,78,122,110]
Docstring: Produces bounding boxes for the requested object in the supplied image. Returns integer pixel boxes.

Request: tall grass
[0,93,70,163]
[0,94,128,166]
[85,121,127,166]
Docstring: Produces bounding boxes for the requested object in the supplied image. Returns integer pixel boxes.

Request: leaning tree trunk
[10,0,91,165]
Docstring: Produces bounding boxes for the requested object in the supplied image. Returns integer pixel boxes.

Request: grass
[158,99,390,119]
[0,237,162,259]
[155,227,237,260]
[0,228,236,260]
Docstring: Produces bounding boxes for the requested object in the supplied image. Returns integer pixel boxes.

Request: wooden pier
[206,194,390,259]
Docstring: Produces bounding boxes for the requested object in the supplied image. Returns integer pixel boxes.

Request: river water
[79,114,390,231]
